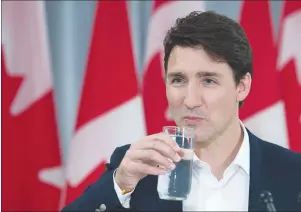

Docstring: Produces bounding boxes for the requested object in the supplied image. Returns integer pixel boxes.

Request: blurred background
[2,0,301,211]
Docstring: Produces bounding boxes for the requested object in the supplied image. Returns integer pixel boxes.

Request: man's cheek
[171,108,182,120]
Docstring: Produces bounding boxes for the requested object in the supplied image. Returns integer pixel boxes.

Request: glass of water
[157,126,194,201]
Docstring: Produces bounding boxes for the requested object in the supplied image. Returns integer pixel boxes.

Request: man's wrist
[114,168,135,194]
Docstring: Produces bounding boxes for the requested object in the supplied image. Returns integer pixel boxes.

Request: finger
[127,149,176,170]
[135,140,181,162]
[131,133,180,152]
[130,162,167,176]
[151,133,181,151]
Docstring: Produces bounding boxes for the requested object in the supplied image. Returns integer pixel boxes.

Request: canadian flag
[2,1,64,211]
[238,0,290,148]
[142,1,206,135]
[64,0,146,205]
[276,0,301,152]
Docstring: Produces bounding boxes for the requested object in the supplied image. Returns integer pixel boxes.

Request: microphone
[297,192,301,210]
[260,190,277,212]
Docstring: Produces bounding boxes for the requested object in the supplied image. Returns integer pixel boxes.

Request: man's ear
[237,73,252,103]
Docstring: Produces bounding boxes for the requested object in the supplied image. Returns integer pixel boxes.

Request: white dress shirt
[113,122,250,211]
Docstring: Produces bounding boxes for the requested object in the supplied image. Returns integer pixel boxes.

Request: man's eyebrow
[166,72,185,78]
[196,71,222,77]
[166,70,222,78]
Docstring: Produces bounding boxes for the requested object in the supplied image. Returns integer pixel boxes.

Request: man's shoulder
[249,130,301,171]
[107,144,131,168]
[113,144,131,155]
[260,138,301,165]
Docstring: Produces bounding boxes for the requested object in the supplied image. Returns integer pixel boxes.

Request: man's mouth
[183,116,204,125]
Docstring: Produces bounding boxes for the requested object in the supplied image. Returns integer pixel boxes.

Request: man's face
[165,46,251,143]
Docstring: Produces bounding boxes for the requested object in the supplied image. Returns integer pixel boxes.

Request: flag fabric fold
[276,0,301,151]
[2,1,63,211]
[64,1,146,205]
[239,0,289,149]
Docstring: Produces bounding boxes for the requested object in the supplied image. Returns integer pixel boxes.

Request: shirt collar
[232,120,250,175]
[192,120,250,175]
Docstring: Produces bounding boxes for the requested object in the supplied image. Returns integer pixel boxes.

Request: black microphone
[297,192,301,211]
[260,190,277,212]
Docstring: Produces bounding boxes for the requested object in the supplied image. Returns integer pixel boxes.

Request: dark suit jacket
[62,130,301,211]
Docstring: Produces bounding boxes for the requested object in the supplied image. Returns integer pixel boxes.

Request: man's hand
[115,133,182,192]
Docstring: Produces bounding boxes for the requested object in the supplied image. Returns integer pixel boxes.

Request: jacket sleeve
[61,145,130,212]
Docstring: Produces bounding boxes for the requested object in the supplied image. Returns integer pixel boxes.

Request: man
[62,11,301,211]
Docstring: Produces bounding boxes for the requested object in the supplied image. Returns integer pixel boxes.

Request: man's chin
[193,126,213,140]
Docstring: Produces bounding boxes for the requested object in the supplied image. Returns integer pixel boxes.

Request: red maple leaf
[2,51,62,211]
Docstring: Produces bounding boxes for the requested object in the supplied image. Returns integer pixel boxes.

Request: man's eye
[171,78,184,84]
[203,78,216,84]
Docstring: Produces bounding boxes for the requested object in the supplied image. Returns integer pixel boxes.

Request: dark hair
[163,11,252,107]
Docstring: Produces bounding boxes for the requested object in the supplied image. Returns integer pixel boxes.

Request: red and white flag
[239,0,290,148]
[2,1,64,211]
[64,1,146,205]
[142,1,206,135]
[277,0,301,152]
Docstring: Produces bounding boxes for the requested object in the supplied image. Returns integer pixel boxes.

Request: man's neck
[194,119,244,180]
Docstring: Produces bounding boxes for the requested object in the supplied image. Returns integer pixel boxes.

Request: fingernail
[174,144,180,151]
[169,163,176,170]
[175,154,181,162]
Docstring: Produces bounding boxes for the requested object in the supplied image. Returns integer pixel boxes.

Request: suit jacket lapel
[248,130,266,211]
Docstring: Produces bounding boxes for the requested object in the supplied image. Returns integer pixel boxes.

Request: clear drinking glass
[157,126,194,201]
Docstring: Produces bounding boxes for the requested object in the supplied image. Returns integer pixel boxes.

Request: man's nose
[183,83,203,110]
